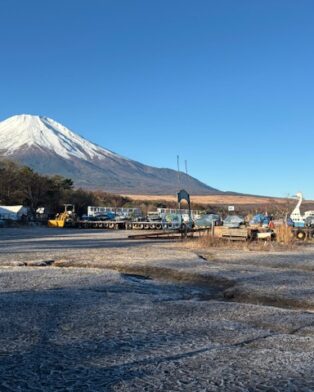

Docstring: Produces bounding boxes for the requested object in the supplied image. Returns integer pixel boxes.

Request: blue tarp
[250,214,271,225]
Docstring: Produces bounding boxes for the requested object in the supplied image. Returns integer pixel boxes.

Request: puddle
[121,273,152,282]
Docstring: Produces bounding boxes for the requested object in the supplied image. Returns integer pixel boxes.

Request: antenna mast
[177,155,181,189]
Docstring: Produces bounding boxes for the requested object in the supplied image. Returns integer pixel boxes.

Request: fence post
[211,222,215,237]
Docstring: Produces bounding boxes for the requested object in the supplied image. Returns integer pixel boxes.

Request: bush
[275,224,294,244]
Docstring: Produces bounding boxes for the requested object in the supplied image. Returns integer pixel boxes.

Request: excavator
[290,192,314,227]
[289,193,314,240]
[48,204,77,228]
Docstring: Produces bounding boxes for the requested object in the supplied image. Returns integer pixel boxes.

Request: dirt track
[1,227,314,391]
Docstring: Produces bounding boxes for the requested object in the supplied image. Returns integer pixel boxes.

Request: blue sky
[0,0,313,198]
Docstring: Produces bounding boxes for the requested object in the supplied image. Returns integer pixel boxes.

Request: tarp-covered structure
[195,214,221,227]
[250,214,271,226]
[223,215,244,228]
[0,205,28,220]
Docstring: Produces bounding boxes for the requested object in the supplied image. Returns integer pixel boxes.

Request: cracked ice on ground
[0,227,314,391]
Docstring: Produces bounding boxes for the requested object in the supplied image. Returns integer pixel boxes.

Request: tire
[296,230,306,240]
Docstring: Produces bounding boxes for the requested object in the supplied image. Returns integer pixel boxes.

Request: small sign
[228,206,235,212]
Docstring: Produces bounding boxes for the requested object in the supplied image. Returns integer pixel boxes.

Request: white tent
[0,205,28,220]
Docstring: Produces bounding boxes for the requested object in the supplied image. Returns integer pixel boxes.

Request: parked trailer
[75,220,178,230]
[77,220,126,229]
[87,206,141,217]
[125,221,180,230]
[292,227,314,241]
[126,221,162,230]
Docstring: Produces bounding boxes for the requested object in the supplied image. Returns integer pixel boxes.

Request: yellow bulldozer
[48,204,77,228]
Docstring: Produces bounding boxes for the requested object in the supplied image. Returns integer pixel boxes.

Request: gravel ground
[1,227,314,391]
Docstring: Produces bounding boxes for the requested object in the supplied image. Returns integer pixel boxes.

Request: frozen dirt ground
[1,227,314,391]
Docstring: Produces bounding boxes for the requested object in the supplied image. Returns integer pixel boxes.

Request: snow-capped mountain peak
[0,113,218,194]
[0,114,119,161]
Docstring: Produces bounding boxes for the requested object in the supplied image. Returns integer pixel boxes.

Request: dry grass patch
[124,194,285,205]
[183,233,299,253]
[275,225,295,245]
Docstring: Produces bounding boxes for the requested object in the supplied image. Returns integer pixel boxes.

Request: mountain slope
[0,114,221,195]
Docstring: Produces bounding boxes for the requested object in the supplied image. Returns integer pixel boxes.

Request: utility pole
[177,155,181,189]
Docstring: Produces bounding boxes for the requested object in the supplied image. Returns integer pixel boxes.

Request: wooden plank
[221,228,248,238]
[222,236,247,241]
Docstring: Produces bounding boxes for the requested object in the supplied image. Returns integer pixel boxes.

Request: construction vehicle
[48,204,77,228]
[45,190,198,232]
[48,206,180,230]
[289,193,314,240]
[290,192,314,227]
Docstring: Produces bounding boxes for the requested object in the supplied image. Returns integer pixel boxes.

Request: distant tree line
[0,160,175,216]
[0,160,98,216]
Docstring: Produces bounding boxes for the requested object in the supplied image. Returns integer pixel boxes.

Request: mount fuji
[0,114,221,195]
